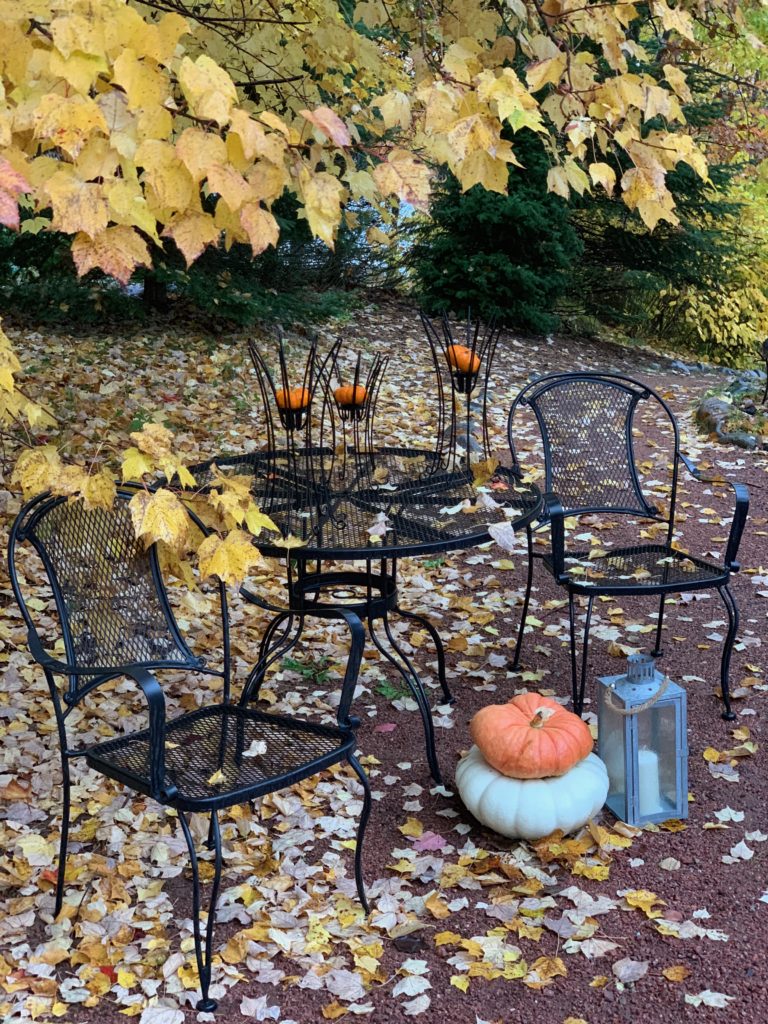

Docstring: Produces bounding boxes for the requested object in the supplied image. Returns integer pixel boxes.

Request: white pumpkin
[455,746,609,841]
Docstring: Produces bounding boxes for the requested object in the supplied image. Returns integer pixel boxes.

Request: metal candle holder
[328,350,388,481]
[419,311,502,469]
[247,332,341,534]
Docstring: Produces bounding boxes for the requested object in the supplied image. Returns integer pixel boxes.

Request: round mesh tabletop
[196,446,541,560]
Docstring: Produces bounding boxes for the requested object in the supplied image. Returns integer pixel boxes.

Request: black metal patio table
[196,443,542,784]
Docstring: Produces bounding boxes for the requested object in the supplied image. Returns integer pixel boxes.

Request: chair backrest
[9,491,212,681]
[508,371,680,521]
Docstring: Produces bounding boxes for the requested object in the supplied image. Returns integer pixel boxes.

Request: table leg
[242,611,304,704]
[368,605,443,785]
[392,605,453,705]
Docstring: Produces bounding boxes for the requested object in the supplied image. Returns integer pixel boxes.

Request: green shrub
[407,129,582,334]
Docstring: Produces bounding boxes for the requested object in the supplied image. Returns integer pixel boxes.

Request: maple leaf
[302,171,345,248]
[72,226,152,285]
[163,212,220,266]
[178,54,237,126]
[80,469,117,512]
[197,528,264,584]
[301,106,351,146]
[372,150,431,212]
[239,204,280,257]
[129,488,190,552]
[11,445,63,498]
[0,157,31,231]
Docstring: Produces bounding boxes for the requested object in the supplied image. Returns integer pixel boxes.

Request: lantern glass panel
[635,703,678,818]
[598,689,628,816]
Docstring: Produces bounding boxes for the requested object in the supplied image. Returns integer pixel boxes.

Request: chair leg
[568,592,594,716]
[179,810,223,1013]
[718,586,739,721]
[347,754,372,914]
[395,606,453,704]
[568,592,579,710]
[54,752,72,917]
[577,595,595,716]
[511,527,534,670]
[652,594,666,658]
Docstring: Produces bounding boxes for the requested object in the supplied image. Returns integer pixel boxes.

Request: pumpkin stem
[530,706,556,728]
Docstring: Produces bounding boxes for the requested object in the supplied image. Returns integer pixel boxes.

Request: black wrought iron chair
[8,490,370,1014]
[507,371,749,720]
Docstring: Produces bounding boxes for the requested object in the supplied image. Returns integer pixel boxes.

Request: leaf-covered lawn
[1,302,767,1023]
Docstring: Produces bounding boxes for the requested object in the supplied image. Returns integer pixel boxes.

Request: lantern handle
[604,674,671,716]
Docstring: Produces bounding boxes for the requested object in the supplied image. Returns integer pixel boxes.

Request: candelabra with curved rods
[419,311,502,472]
[247,332,341,538]
[325,351,389,484]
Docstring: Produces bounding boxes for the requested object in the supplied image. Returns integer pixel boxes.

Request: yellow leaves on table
[129,488,190,552]
[197,528,264,584]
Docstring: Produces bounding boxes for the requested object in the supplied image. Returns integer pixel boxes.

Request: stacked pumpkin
[456,693,609,841]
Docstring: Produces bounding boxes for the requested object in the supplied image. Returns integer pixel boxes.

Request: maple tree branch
[138,0,309,27]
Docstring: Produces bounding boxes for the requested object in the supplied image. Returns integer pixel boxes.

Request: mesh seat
[543,543,729,593]
[87,705,355,811]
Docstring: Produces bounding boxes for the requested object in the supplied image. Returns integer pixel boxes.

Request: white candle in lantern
[637,748,663,816]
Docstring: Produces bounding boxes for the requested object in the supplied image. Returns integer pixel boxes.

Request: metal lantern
[597,654,688,826]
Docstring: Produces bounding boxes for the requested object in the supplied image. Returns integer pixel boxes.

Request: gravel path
[1,302,766,1024]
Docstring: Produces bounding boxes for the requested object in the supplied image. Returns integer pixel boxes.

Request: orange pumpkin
[335,384,367,406]
[470,693,593,779]
[275,386,311,410]
[447,344,480,374]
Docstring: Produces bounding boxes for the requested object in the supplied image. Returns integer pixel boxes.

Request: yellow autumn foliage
[0,0,759,281]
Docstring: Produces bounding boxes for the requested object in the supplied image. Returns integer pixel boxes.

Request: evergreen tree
[408,129,583,334]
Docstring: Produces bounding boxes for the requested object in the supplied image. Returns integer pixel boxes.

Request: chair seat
[86,705,356,811]
[542,543,728,594]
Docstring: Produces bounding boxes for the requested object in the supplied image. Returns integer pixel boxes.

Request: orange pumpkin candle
[447,344,481,374]
[335,384,367,406]
[275,387,311,410]
[470,693,593,779]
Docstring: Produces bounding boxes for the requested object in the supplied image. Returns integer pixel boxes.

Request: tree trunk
[143,271,168,311]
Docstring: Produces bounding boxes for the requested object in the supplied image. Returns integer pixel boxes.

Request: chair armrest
[678,454,749,572]
[25,632,172,800]
[542,491,567,582]
[119,666,172,801]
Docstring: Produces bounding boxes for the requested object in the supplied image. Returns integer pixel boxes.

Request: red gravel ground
[2,302,767,1024]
